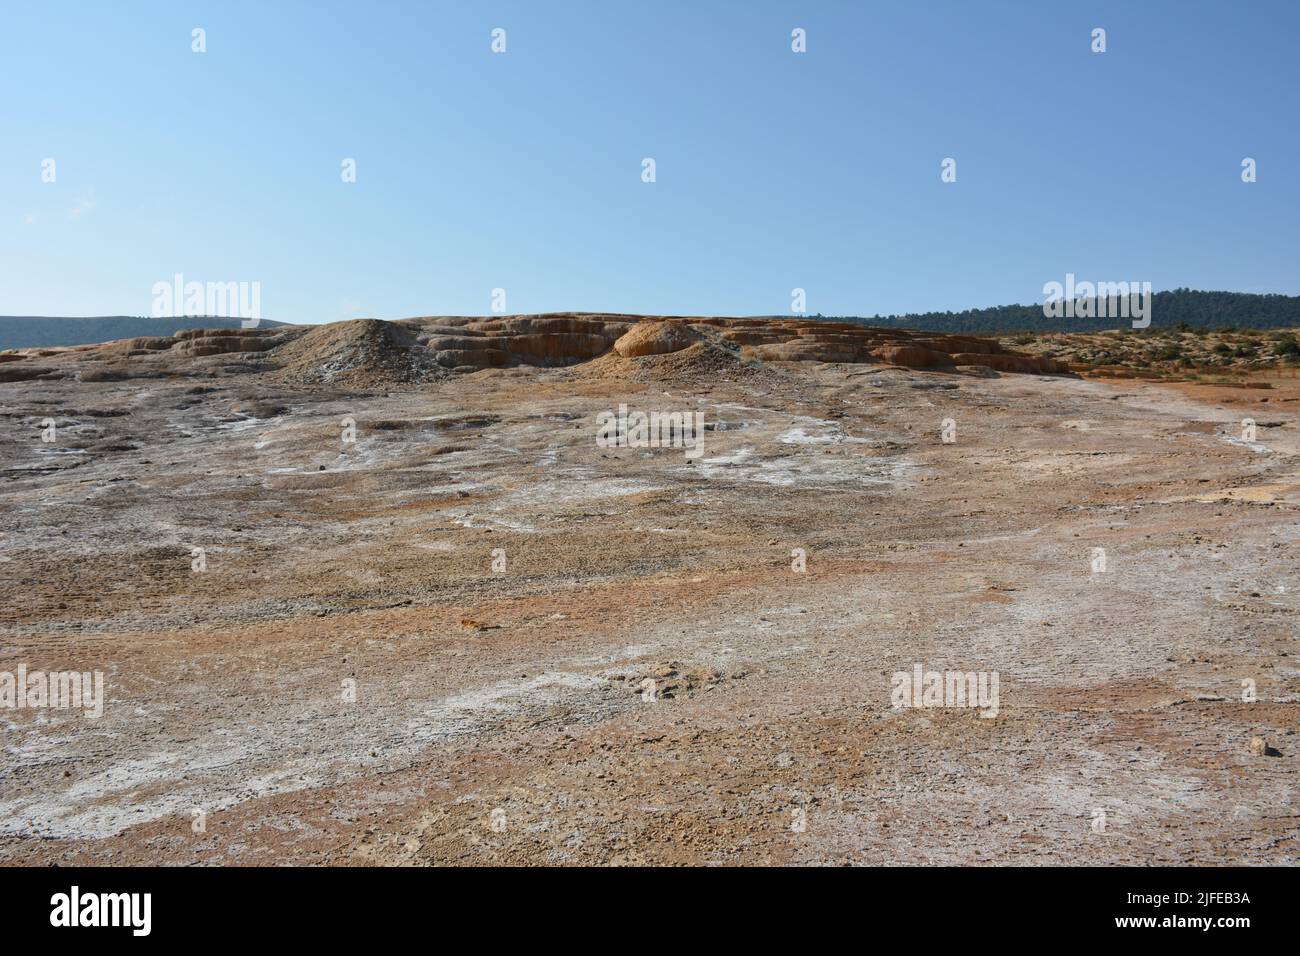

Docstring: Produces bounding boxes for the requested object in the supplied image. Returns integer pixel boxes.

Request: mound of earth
[613,320,702,357]
[270,319,446,388]
[573,338,775,385]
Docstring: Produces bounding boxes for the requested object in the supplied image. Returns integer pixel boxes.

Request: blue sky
[3,0,1296,324]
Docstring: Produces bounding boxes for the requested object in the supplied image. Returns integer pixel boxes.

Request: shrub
[1272,335,1300,357]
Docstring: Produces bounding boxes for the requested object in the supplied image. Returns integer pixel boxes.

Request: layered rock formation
[392,315,1069,374]
[0,313,1072,385]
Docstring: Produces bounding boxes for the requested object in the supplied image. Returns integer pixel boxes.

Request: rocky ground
[1003,326,1300,380]
[0,317,1295,865]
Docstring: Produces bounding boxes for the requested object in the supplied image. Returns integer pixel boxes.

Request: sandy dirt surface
[0,344,1296,865]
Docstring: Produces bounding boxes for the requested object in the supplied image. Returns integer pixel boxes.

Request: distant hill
[0,316,288,351]
[817,290,1300,334]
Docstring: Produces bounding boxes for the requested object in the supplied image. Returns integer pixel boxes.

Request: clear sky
[3,0,1297,324]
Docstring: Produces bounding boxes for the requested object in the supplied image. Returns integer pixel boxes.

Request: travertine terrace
[0,316,1295,864]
